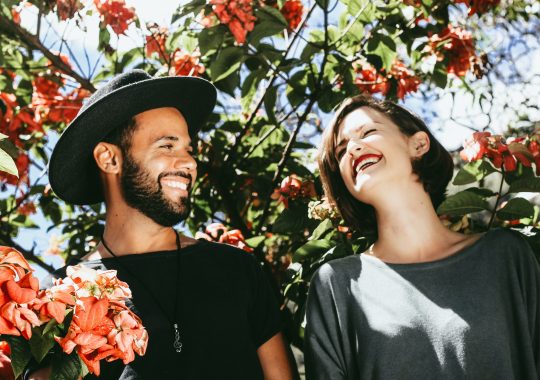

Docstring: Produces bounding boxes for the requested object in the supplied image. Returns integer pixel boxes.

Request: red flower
[145,24,169,60]
[354,62,389,95]
[169,49,205,77]
[271,175,316,208]
[196,223,254,252]
[428,25,476,77]
[453,0,500,15]
[93,0,137,35]
[354,61,420,99]
[389,61,421,99]
[56,0,84,20]
[280,0,304,31]
[209,0,257,44]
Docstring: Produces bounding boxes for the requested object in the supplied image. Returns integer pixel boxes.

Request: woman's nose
[347,139,364,157]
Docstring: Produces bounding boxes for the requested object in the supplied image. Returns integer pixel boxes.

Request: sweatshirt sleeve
[304,263,347,380]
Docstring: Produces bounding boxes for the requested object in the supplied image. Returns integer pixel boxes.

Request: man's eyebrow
[153,135,194,147]
[153,136,179,143]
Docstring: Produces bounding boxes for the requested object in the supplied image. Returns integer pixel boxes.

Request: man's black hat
[48,70,217,205]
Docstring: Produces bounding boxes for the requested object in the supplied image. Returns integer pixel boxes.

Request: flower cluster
[272,175,316,208]
[145,24,169,61]
[0,247,148,377]
[280,0,304,31]
[207,0,257,44]
[453,0,500,15]
[460,131,540,173]
[428,25,476,77]
[354,61,421,99]
[195,223,254,252]
[32,67,89,126]
[169,49,206,77]
[307,198,341,221]
[93,0,137,35]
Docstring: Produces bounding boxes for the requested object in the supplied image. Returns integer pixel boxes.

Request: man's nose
[175,151,197,171]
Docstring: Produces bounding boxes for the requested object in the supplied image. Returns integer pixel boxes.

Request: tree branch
[0,16,96,92]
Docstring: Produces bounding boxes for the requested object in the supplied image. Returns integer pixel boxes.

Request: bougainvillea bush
[0,0,539,349]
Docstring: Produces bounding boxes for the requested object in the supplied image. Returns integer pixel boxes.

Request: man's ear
[93,142,122,174]
[409,131,430,159]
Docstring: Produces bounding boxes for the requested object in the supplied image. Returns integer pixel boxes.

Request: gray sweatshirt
[305,229,540,380]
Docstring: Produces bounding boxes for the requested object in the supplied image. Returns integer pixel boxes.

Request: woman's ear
[93,142,122,174]
[409,131,430,159]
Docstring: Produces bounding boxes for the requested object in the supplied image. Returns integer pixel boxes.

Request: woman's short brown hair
[318,95,454,234]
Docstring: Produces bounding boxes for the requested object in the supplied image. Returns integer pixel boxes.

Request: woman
[305,95,540,380]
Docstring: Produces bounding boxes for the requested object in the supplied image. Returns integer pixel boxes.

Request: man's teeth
[356,157,381,173]
[164,181,188,190]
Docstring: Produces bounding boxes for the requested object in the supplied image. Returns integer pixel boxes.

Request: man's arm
[257,332,296,380]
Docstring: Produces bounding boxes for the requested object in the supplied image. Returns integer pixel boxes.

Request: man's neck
[100,205,179,256]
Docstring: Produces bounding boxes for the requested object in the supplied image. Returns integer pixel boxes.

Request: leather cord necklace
[100,230,183,353]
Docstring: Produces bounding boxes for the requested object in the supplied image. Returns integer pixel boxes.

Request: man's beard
[120,152,191,227]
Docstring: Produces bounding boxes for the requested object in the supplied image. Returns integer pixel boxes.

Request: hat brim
[49,76,216,205]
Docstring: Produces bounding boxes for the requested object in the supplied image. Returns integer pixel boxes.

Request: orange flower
[428,25,476,77]
[0,302,41,339]
[65,265,132,301]
[169,49,205,77]
[280,0,304,31]
[209,0,257,44]
[93,0,137,35]
[57,298,147,376]
[107,307,148,364]
[354,61,420,99]
[34,282,76,324]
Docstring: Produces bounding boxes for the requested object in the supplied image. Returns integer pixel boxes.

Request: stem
[488,169,505,229]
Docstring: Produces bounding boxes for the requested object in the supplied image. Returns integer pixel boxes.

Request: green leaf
[3,336,32,379]
[245,235,266,248]
[264,86,278,125]
[209,47,244,82]
[366,33,397,71]
[0,133,7,140]
[453,160,497,185]
[198,25,225,56]
[508,177,540,193]
[293,239,334,262]
[431,62,448,88]
[464,187,496,197]
[310,219,334,240]
[249,6,287,45]
[0,148,18,177]
[497,198,535,220]
[437,191,489,216]
[29,327,56,363]
[273,204,311,234]
[50,352,83,380]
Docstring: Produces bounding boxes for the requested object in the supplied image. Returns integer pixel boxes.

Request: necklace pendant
[173,323,183,353]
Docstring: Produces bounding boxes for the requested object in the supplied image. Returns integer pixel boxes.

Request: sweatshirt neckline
[361,230,491,270]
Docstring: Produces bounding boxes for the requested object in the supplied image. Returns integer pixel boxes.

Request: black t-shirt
[48,240,281,380]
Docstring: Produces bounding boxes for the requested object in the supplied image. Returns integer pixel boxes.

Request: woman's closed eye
[362,129,376,138]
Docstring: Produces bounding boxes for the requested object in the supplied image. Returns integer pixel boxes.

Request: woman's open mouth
[352,154,383,178]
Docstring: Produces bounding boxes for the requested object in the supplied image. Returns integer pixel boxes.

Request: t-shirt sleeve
[304,263,347,380]
[248,257,282,347]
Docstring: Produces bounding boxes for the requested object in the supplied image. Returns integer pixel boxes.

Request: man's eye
[160,144,173,150]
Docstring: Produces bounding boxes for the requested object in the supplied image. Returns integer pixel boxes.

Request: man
[29,70,295,379]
